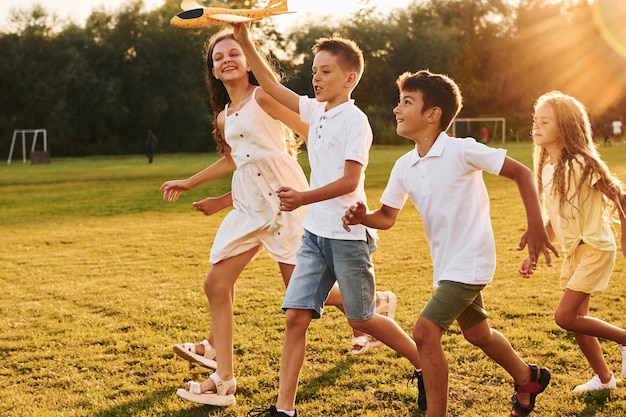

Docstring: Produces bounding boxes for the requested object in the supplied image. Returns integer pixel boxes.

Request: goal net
[450,117,506,144]
[7,129,48,164]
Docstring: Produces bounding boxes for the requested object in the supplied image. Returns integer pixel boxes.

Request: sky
[0,0,414,30]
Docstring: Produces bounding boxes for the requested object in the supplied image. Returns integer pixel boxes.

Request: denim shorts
[282,230,377,321]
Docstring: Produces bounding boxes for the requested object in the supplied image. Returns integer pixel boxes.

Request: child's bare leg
[462,320,533,406]
[275,308,312,412]
[349,314,421,367]
[203,247,259,387]
[413,317,448,417]
[555,290,626,381]
[326,285,385,350]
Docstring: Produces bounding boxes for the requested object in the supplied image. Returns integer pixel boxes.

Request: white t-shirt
[299,96,376,241]
[612,120,622,135]
[380,132,506,287]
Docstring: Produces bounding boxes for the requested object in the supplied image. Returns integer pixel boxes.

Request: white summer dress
[209,87,309,265]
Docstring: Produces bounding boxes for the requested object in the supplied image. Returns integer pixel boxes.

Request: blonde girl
[519,90,626,391]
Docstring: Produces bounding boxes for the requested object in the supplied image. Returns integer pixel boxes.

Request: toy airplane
[170,0,295,28]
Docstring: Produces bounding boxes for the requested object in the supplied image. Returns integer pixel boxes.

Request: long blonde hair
[204,29,302,158]
[532,91,624,219]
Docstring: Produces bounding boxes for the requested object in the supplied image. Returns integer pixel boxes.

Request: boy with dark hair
[343,70,558,417]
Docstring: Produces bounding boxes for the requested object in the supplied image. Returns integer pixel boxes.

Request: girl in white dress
[160,28,396,406]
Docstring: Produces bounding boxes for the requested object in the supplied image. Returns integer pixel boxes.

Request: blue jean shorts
[282,230,377,321]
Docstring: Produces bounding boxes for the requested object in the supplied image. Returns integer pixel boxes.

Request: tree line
[1,0,624,157]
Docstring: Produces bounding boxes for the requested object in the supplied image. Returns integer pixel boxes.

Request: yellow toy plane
[170,0,295,28]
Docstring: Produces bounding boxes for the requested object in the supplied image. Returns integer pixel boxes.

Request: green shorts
[421,280,488,331]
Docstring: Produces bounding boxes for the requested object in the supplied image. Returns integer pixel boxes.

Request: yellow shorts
[560,243,615,294]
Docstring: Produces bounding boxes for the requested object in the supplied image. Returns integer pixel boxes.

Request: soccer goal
[7,129,48,164]
[451,117,506,143]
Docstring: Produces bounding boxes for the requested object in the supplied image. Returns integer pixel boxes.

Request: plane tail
[265,0,289,14]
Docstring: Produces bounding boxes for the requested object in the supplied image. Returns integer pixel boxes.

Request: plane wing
[180,0,202,12]
[171,0,294,28]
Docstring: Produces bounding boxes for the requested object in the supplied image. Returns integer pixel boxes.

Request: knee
[203,273,227,299]
[554,310,573,330]
[462,327,488,347]
[413,322,432,346]
[285,309,312,332]
[348,319,370,334]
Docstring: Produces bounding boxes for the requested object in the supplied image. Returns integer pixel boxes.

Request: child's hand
[160,180,189,202]
[231,22,250,42]
[342,201,366,232]
[193,196,228,216]
[277,186,303,211]
[517,226,559,268]
[518,255,535,278]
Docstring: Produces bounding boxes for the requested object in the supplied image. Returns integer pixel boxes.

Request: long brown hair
[532,91,624,220]
[204,29,302,157]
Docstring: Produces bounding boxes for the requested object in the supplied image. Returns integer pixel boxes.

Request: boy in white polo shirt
[342,70,559,417]
[234,24,425,416]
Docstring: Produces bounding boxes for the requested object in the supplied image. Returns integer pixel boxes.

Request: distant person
[603,121,612,147]
[480,124,489,143]
[343,70,557,417]
[612,118,622,144]
[145,129,158,163]
[519,91,626,393]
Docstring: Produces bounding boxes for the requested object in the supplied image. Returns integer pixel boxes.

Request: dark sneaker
[248,405,297,417]
[408,369,427,411]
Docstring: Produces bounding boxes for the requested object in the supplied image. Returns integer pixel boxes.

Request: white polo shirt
[380,132,507,287]
[299,96,377,241]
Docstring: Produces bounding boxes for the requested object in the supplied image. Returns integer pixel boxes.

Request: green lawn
[1,143,625,416]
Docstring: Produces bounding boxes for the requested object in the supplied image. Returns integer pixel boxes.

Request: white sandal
[368,291,398,348]
[350,292,399,353]
[176,372,236,406]
[173,339,217,369]
[351,335,371,355]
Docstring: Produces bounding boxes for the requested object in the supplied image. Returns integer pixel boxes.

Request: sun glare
[591,0,626,58]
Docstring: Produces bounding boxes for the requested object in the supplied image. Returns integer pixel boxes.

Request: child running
[519,90,626,392]
[233,23,426,416]
[160,28,397,407]
[342,70,558,417]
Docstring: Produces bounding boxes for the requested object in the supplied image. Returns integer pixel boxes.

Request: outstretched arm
[342,202,400,232]
[193,192,233,216]
[498,156,559,268]
[277,160,362,211]
[233,23,300,114]
[160,154,236,202]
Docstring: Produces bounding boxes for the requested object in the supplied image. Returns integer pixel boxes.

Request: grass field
[1,143,625,416]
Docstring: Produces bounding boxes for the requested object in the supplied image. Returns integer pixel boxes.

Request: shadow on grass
[93,387,212,417]
[576,390,613,416]
[296,356,355,401]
